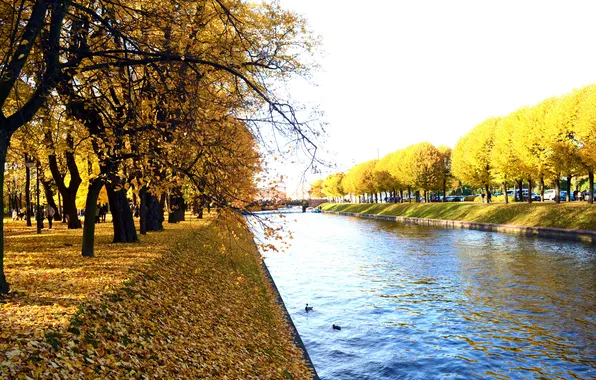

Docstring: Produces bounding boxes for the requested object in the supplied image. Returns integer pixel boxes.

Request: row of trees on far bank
[310,142,451,203]
[312,84,596,204]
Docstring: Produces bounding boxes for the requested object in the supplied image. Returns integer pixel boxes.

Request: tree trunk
[159,193,167,217]
[0,138,10,293]
[484,184,490,203]
[442,179,447,202]
[48,145,82,229]
[41,179,61,221]
[566,174,572,201]
[81,178,104,257]
[197,194,205,219]
[25,158,32,227]
[527,178,533,204]
[588,171,594,205]
[146,191,163,232]
[503,183,508,204]
[517,179,523,202]
[58,191,66,223]
[139,186,147,235]
[555,177,561,204]
[106,182,138,243]
[168,191,185,223]
[540,175,545,202]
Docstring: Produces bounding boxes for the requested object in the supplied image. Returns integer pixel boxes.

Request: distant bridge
[282,198,328,208]
[307,199,327,207]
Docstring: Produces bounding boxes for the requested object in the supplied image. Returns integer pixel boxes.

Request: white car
[544,189,568,201]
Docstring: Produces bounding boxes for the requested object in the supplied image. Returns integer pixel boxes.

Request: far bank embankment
[320,202,596,243]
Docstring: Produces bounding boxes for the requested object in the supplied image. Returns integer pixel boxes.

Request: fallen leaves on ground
[0,216,313,379]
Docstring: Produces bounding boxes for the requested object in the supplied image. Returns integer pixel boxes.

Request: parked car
[519,189,541,201]
[544,189,570,201]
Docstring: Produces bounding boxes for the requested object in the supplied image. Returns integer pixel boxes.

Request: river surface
[261,213,596,379]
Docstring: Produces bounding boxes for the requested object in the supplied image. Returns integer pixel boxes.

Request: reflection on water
[261,213,596,379]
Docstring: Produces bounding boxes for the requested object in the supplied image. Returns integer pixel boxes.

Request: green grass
[321,202,596,231]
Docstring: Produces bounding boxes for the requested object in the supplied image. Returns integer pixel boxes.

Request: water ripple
[261,214,596,379]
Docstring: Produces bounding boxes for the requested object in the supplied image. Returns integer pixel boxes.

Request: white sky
[275,0,596,196]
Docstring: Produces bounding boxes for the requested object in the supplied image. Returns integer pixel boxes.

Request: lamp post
[24,158,41,234]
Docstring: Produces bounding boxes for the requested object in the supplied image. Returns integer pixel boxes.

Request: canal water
[261,213,596,379]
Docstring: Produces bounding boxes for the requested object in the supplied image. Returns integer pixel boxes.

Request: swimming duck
[332,324,341,330]
[305,303,313,312]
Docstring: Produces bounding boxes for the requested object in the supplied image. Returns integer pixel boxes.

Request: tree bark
[0,137,10,293]
[81,178,103,257]
[540,175,545,202]
[25,157,32,227]
[139,186,147,235]
[527,178,533,204]
[168,190,185,223]
[566,174,572,201]
[58,191,66,223]
[159,193,167,218]
[555,177,561,204]
[503,183,508,204]
[146,193,163,231]
[48,135,82,229]
[588,171,594,204]
[106,182,138,243]
[41,179,61,221]
[197,195,205,219]
[484,184,490,203]
[517,179,523,202]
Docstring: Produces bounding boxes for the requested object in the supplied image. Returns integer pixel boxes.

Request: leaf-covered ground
[0,216,313,379]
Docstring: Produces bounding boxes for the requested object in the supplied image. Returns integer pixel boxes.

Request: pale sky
[275,0,596,196]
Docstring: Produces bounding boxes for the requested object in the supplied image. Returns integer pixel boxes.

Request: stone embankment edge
[323,211,596,244]
[257,244,320,379]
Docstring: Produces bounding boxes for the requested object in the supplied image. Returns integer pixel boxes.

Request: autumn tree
[576,85,596,204]
[343,160,377,202]
[0,0,321,292]
[452,117,496,197]
[402,142,443,202]
[437,146,452,201]
[373,156,397,201]
[322,173,345,202]
[310,179,324,198]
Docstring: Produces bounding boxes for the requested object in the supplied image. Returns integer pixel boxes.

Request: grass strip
[321,202,596,231]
